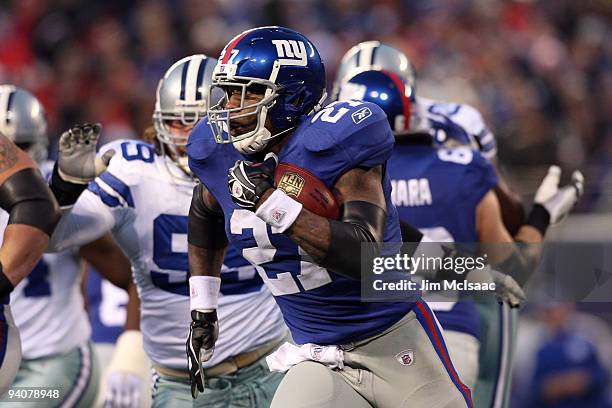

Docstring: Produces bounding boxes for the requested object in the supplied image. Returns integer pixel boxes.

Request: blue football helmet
[332,41,416,102]
[207,26,327,155]
[338,70,413,135]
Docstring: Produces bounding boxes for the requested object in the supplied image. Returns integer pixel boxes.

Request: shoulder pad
[100,139,156,184]
[461,149,498,201]
[187,118,218,162]
[303,101,394,167]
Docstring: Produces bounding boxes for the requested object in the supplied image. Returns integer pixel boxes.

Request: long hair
[142,126,162,155]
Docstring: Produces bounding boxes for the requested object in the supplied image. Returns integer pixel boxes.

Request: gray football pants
[271,301,473,408]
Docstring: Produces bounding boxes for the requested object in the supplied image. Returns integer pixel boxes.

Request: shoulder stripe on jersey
[99,172,134,207]
[88,181,121,208]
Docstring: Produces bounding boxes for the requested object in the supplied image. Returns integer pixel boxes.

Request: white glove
[103,331,147,408]
[104,372,142,408]
[466,266,525,308]
[58,123,115,184]
[534,165,584,225]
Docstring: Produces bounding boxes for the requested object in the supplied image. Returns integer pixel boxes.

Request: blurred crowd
[0,0,610,210]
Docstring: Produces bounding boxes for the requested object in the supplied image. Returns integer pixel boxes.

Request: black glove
[228,152,278,211]
[186,309,218,399]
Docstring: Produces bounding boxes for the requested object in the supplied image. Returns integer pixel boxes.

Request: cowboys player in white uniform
[0,85,100,407]
[48,55,287,407]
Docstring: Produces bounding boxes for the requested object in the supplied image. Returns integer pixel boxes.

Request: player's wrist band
[255,189,302,233]
[49,162,88,208]
[0,262,14,299]
[189,276,221,311]
[526,204,550,236]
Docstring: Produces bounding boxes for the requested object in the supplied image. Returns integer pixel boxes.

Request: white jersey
[413,96,497,160]
[49,140,286,369]
[7,161,90,359]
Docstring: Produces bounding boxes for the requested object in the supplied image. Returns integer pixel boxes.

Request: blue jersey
[188,100,415,345]
[531,331,610,408]
[388,142,498,338]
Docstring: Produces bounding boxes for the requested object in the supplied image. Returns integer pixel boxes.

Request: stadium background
[1,0,611,406]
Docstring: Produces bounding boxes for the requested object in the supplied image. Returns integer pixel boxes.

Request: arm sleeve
[47,189,124,252]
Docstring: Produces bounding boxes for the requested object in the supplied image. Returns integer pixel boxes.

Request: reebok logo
[352,106,372,124]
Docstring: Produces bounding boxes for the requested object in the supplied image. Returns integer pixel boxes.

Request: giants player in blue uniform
[335,66,584,407]
[187,26,472,408]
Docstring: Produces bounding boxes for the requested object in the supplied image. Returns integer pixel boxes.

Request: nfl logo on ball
[278,172,305,197]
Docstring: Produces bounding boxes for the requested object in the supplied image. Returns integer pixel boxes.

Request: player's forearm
[79,234,132,290]
[0,224,49,285]
[494,184,525,236]
[285,201,386,280]
[187,244,226,278]
[285,207,331,261]
[124,283,141,331]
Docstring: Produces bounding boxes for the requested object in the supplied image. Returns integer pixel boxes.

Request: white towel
[265,342,344,373]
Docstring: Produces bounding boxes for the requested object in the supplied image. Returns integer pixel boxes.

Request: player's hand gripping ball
[228,153,339,219]
[274,162,339,219]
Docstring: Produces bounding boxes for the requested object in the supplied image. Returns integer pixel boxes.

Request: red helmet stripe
[382,69,411,130]
[221,32,249,64]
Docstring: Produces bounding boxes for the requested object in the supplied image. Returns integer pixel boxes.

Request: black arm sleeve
[0,262,13,298]
[0,168,60,235]
[319,201,386,280]
[188,184,228,249]
[49,162,88,207]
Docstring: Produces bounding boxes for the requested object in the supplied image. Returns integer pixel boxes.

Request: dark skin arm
[188,186,228,278]
[79,233,140,330]
[257,166,386,262]
[0,134,54,285]
[491,158,525,236]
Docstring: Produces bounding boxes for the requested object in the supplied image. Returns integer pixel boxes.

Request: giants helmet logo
[272,40,308,66]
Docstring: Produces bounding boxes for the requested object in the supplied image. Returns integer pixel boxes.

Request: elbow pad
[188,184,227,249]
[0,168,60,236]
[320,201,386,280]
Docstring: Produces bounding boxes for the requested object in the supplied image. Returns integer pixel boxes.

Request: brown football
[274,162,340,220]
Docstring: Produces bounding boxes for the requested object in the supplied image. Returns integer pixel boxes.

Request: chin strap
[233,126,296,155]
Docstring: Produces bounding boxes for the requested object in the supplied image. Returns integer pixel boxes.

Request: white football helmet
[153,54,220,172]
[0,85,48,163]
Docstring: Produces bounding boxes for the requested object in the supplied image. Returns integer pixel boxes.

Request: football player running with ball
[186,26,472,408]
[48,55,286,407]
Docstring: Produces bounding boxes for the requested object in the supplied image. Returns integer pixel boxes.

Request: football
[274,163,340,220]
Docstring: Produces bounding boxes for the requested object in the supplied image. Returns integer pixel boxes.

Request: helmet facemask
[153,106,202,175]
[152,54,218,178]
[208,73,280,155]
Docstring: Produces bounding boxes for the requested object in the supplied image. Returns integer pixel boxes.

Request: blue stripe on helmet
[195,58,208,101]
[180,59,190,101]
